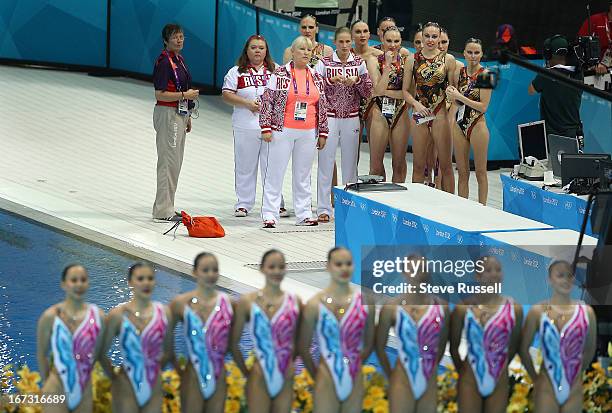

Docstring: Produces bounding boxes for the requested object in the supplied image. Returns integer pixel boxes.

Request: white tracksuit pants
[261,128,317,224]
[317,117,360,217]
[233,127,284,212]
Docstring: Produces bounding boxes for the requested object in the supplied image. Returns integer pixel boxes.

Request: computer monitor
[518,120,548,164]
[561,153,612,187]
[548,134,579,179]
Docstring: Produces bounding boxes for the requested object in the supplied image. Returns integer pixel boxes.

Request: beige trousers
[152,105,188,218]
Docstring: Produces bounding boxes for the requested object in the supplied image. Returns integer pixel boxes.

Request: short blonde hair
[291,35,314,51]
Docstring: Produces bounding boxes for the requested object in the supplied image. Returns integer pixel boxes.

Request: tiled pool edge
[0,179,320,299]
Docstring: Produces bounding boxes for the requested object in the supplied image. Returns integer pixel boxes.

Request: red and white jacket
[259,62,329,139]
[315,52,372,118]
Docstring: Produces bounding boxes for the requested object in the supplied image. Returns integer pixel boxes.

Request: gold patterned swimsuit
[364,53,407,128]
[309,42,325,68]
[457,66,485,140]
[413,51,448,117]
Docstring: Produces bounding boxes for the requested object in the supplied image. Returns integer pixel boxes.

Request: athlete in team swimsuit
[376,255,450,413]
[424,27,451,189]
[298,247,375,413]
[100,263,172,413]
[283,14,333,66]
[230,250,301,413]
[169,253,233,413]
[351,20,383,166]
[375,17,410,56]
[366,26,411,182]
[37,265,105,413]
[450,257,523,413]
[519,260,596,413]
[403,22,457,193]
[447,38,492,205]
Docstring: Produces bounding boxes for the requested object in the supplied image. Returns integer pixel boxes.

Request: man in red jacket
[578,1,612,74]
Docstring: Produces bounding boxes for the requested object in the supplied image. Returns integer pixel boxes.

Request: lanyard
[162,50,188,91]
[248,65,267,92]
[290,61,310,96]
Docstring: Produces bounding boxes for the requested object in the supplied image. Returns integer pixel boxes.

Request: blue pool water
[0,209,246,371]
[0,209,390,379]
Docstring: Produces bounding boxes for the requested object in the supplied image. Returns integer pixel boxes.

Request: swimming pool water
[0,209,246,371]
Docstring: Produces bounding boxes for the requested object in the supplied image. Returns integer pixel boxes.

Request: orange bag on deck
[163,211,225,238]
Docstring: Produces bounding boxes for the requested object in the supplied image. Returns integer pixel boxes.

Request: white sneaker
[279,208,290,218]
[234,208,248,217]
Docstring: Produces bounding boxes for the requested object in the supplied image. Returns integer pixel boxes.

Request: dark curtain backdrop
[382,0,610,53]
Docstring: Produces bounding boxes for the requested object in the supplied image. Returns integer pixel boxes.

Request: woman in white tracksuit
[222,35,289,218]
[314,27,372,222]
[259,36,329,228]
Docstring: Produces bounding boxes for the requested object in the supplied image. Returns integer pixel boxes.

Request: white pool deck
[0,65,508,300]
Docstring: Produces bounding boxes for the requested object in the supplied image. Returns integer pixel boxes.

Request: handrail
[500,51,612,102]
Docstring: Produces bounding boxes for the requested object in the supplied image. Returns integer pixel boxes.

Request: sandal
[318,213,331,223]
[296,218,318,227]
[263,220,276,229]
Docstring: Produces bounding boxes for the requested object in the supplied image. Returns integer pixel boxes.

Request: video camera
[574,35,601,69]
[474,68,500,89]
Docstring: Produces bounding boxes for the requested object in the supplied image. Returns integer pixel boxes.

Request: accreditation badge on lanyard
[164,51,190,116]
[291,62,310,121]
[250,66,267,105]
[381,97,396,119]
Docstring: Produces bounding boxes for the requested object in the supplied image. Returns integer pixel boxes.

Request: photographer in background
[578,1,612,74]
[528,35,584,150]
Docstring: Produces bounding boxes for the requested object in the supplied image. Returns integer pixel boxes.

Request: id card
[381,97,396,118]
[456,104,465,123]
[177,99,189,116]
[294,102,308,121]
[413,113,436,125]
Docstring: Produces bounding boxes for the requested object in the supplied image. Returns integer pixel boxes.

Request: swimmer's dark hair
[194,252,216,268]
[382,25,401,38]
[350,19,368,30]
[423,21,442,33]
[62,264,84,281]
[260,249,284,268]
[128,262,154,281]
[377,16,396,28]
[327,247,350,261]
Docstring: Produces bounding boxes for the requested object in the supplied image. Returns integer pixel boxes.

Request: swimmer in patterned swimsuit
[375,17,410,56]
[446,38,492,205]
[366,26,411,183]
[283,14,333,66]
[403,22,456,193]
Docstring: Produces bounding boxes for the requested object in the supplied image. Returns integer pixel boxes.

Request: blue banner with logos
[501,174,594,236]
[334,188,489,285]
